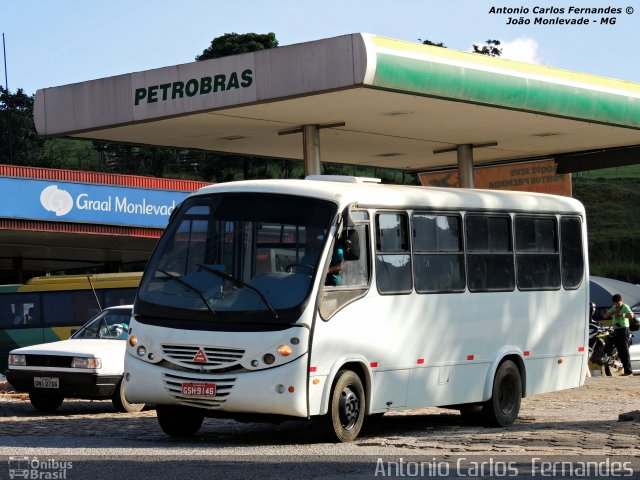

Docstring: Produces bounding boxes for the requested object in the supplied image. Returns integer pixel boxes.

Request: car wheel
[482,360,522,427]
[156,405,204,437]
[111,380,145,413]
[29,392,64,412]
[324,370,365,442]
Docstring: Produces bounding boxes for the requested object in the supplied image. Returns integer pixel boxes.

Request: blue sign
[0,178,193,228]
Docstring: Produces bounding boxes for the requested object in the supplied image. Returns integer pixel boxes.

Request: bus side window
[412,213,465,293]
[42,291,102,327]
[329,224,369,288]
[375,212,412,295]
[0,294,39,328]
[466,214,515,292]
[560,217,584,289]
[515,216,561,290]
[319,223,371,319]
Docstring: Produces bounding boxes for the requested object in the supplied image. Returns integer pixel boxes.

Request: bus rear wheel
[156,405,204,437]
[29,393,63,412]
[482,360,522,427]
[325,370,365,442]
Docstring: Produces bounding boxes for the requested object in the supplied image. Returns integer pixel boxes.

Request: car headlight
[71,357,102,369]
[8,354,26,366]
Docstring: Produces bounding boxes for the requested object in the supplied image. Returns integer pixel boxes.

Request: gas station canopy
[34,33,640,173]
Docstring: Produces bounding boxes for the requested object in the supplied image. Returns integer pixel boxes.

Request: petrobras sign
[0,178,191,228]
[131,55,257,121]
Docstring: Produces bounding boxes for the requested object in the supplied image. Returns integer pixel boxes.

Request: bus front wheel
[325,370,365,442]
[111,380,145,413]
[157,405,204,437]
[482,360,522,427]
[29,393,63,412]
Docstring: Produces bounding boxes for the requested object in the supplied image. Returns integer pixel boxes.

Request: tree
[419,39,446,48]
[196,32,278,61]
[472,39,502,57]
[419,38,502,57]
[0,87,46,165]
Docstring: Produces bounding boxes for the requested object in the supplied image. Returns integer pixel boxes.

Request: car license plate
[182,383,216,396]
[34,377,59,389]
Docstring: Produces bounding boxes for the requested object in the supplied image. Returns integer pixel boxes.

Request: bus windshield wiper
[196,264,279,320]
[157,269,217,319]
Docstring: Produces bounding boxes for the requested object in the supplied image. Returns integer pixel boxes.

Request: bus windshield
[137,192,337,322]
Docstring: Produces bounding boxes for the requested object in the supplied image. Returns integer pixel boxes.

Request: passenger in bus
[25,307,35,325]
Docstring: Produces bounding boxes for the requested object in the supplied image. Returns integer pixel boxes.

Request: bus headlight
[71,357,102,369]
[8,354,26,366]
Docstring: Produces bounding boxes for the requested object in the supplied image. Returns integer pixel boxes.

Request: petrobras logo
[40,185,73,217]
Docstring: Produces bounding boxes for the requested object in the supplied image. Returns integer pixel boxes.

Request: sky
[2,0,640,96]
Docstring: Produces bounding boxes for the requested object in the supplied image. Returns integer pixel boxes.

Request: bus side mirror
[341,229,360,261]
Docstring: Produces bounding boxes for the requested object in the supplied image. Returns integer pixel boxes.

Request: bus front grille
[161,344,245,369]
[162,372,235,409]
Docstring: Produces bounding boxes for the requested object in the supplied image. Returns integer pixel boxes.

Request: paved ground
[0,376,638,457]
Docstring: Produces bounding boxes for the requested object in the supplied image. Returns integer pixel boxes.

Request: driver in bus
[301,227,343,286]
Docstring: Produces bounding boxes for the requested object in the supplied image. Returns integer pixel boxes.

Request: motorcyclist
[602,294,634,376]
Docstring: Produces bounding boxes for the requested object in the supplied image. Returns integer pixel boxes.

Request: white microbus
[124,176,589,441]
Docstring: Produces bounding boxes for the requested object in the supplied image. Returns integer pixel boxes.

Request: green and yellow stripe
[366,35,640,129]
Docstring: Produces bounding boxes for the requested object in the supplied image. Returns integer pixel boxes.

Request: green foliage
[196,32,278,61]
[472,39,502,57]
[572,176,640,283]
[0,87,46,165]
[419,39,446,47]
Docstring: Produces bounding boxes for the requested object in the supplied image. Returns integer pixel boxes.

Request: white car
[630,331,640,374]
[5,305,144,413]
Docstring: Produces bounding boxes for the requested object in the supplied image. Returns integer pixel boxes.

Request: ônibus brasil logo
[40,185,73,217]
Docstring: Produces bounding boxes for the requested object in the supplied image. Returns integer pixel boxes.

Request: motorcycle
[588,320,633,376]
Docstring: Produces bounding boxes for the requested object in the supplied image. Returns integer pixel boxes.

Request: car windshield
[72,308,132,339]
[137,192,336,322]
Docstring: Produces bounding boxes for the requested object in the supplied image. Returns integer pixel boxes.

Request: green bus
[1,272,141,372]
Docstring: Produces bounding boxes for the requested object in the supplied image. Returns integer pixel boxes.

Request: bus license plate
[182,383,216,397]
[34,377,59,389]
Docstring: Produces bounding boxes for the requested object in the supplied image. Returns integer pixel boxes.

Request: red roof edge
[0,164,210,192]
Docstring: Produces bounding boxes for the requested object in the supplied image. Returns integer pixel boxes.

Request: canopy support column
[278,122,346,176]
[433,142,497,188]
[302,125,321,176]
[457,144,475,189]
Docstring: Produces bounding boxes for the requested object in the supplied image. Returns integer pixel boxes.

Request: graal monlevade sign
[0,178,190,228]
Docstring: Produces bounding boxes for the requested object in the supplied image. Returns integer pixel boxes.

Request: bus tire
[325,370,365,442]
[29,393,63,412]
[482,360,521,427]
[459,405,483,423]
[111,380,145,413]
[157,405,204,437]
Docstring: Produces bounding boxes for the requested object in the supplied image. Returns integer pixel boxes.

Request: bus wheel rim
[338,385,360,429]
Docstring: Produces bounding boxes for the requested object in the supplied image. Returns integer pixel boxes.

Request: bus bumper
[124,354,308,417]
